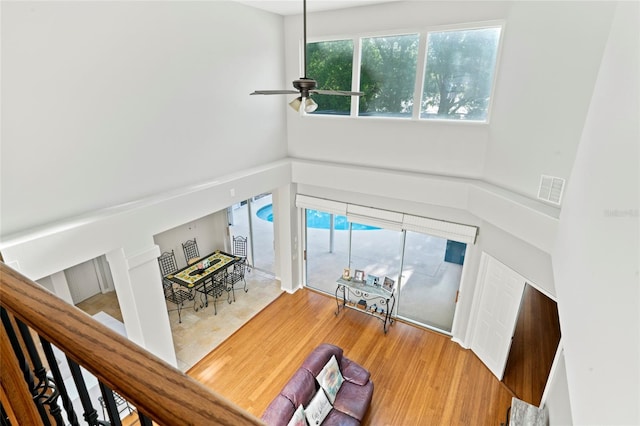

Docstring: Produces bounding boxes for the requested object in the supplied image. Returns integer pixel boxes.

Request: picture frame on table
[382,276,395,293]
[365,274,379,287]
[342,268,351,280]
[353,269,365,282]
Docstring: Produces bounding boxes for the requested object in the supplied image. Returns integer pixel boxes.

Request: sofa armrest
[341,358,371,386]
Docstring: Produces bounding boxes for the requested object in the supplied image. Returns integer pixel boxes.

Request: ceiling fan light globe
[289,97,302,111]
[304,97,318,113]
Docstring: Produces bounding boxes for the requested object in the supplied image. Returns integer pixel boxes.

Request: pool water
[256,204,379,230]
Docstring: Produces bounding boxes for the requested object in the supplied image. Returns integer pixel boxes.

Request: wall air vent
[538,175,565,205]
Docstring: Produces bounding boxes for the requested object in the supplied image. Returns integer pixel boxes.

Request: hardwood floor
[502,284,561,406]
[188,289,514,425]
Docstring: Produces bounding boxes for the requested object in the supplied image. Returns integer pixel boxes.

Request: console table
[335,277,395,333]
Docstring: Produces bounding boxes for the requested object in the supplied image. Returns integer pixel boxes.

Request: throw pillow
[287,404,307,426]
[316,355,344,404]
[304,389,332,426]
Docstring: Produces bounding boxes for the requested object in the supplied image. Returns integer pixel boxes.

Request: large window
[421,27,502,121]
[307,23,502,122]
[359,34,419,118]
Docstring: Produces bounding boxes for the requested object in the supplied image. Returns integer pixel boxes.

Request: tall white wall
[285,1,616,200]
[484,1,616,196]
[552,2,640,424]
[1,1,288,237]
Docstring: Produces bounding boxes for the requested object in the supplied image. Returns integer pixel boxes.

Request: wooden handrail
[0,262,264,425]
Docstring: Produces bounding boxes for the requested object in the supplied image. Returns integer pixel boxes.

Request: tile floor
[76,269,283,372]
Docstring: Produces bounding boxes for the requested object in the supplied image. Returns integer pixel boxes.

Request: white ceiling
[236,0,400,16]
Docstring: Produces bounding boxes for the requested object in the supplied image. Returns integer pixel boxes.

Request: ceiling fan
[250,0,363,113]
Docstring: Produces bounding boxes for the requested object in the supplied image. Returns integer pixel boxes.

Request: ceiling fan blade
[251,90,299,95]
[312,89,365,96]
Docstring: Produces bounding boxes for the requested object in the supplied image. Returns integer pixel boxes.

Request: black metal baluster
[16,319,65,425]
[40,337,81,426]
[0,307,51,425]
[98,383,121,426]
[66,357,107,426]
[138,412,153,426]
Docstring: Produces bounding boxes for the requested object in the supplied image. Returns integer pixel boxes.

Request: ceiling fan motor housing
[293,78,317,97]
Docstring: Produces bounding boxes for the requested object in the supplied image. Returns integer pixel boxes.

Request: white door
[471,254,526,379]
[65,259,102,304]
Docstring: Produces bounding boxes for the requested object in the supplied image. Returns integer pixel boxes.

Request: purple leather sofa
[261,343,374,426]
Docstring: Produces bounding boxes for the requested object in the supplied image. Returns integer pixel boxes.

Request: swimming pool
[256,204,379,230]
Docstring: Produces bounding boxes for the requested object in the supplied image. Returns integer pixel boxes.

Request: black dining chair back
[157,250,191,323]
[232,235,250,271]
[182,238,200,265]
[158,250,178,277]
[226,262,248,303]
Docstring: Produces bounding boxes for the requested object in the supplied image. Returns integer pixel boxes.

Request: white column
[272,184,299,293]
[106,246,177,367]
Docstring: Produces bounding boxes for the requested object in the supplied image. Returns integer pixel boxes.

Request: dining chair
[182,238,200,265]
[225,262,248,303]
[200,270,227,315]
[158,250,192,323]
[232,235,250,272]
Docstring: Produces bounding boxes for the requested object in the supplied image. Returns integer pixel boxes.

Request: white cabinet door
[471,254,526,379]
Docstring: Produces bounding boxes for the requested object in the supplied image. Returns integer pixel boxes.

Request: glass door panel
[250,193,275,274]
[348,224,403,293]
[397,231,465,333]
[228,201,252,264]
[305,209,350,295]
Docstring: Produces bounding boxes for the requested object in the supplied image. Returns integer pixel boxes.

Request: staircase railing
[0,261,263,425]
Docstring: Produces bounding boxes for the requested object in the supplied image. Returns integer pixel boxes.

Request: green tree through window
[421,27,501,120]
[305,24,502,121]
[360,34,419,117]
[307,39,354,115]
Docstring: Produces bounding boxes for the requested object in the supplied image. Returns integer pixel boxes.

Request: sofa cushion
[316,355,344,404]
[304,389,332,426]
[301,343,344,377]
[261,394,296,426]
[341,358,371,387]
[322,409,360,426]
[280,368,317,408]
[333,380,374,422]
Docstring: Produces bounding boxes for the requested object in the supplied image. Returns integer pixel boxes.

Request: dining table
[165,250,241,313]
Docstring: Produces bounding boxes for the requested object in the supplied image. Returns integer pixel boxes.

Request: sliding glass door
[302,205,467,334]
[396,232,465,333]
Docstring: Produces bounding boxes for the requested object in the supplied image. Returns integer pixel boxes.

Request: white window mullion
[351,36,362,117]
[412,32,428,120]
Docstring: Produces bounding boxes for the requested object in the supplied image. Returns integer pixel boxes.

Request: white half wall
[1,1,287,236]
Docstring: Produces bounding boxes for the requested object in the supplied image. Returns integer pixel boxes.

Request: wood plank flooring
[502,284,561,406]
[188,289,514,425]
